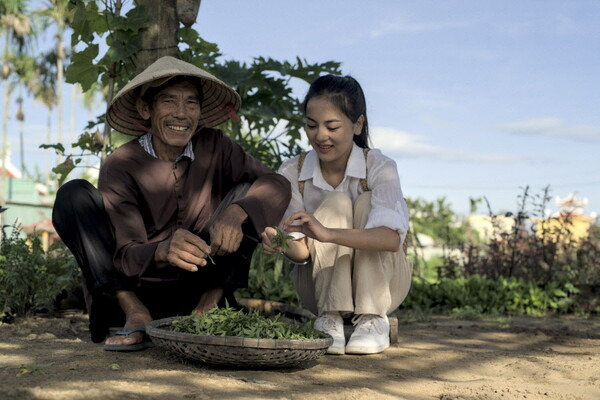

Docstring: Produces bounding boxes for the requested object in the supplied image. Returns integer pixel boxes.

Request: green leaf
[65,44,100,92]
[39,143,66,154]
[52,157,76,186]
[270,227,294,251]
[552,289,567,297]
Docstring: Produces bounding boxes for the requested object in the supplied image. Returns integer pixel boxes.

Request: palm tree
[35,0,73,165]
[0,0,32,207]
[27,51,57,186]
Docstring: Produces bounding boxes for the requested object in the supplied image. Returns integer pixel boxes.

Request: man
[52,56,291,351]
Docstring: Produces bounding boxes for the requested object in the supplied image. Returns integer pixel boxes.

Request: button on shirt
[277,144,410,244]
[138,133,193,229]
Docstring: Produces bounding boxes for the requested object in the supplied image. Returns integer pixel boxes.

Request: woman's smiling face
[305,96,363,168]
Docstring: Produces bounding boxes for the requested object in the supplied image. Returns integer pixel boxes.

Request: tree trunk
[136,0,179,72]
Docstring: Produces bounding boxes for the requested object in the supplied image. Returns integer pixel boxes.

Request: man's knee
[55,179,99,206]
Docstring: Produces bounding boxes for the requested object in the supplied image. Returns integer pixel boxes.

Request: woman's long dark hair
[301,74,370,148]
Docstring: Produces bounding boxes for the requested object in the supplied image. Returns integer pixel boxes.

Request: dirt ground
[0,311,599,400]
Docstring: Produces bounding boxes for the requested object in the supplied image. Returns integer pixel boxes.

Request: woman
[262,75,413,355]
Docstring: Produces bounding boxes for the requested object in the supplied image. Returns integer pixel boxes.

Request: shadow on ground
[1,312,599,400]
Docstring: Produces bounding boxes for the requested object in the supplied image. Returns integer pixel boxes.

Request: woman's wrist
[283,252,311,265]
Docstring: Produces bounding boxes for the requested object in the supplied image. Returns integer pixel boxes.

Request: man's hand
[209,204,248,256]
[261,226,280,255]
[155,229,211,272]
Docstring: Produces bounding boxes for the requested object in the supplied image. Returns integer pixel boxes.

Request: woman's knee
[315,192,353,227]
[319,192,352,213]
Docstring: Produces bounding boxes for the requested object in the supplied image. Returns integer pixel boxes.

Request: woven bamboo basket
[146,316,333,368]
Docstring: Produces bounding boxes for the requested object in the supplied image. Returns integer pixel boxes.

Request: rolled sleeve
[363,155,410,243]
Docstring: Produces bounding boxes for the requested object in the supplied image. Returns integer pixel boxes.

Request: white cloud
[497,118,600,142]
[371,126,537,163]
[370,18,470,39]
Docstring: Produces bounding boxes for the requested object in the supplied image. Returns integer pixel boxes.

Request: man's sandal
[103,328,155,352]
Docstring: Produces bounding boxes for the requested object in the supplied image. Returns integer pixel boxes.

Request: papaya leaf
[65,44,99,91]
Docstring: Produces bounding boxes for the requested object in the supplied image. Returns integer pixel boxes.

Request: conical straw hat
[106,56,241,136]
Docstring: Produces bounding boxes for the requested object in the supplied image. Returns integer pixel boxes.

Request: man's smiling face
[138,80,202,159]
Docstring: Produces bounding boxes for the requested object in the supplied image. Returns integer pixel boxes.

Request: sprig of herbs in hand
[270,227,294,252]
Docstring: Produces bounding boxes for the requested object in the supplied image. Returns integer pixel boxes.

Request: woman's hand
[283,211,332,243]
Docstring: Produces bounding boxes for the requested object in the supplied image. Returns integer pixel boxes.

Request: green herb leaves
[270,227,294,252]
[171,307,321,340]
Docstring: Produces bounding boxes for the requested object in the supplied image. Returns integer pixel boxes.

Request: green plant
[236,246,299,306]
[49,2,342,183]
[401,274,581,317]
[171,306,320,340]
[270,227,294,251]
[435,186,599,311]
[0,225,79,317]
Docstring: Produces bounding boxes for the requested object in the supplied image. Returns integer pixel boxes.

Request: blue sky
[9,0,600,217]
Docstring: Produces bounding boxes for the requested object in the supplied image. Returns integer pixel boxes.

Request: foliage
[405,196,468,278]
[39,0,147,184]
[269,227,294,251]
[66,0,147,92]
[0,225,79,318]
[236,247,299,306]
[43,1,343,182]
[440,186,600,288]
[406,197,466,245]
[407,186,600,316]
[402,274,581,316]
[171,306,321,340]
[173,28,341,170]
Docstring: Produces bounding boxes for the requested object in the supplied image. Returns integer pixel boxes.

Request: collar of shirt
[298,143,366,190]
[137,133,195,162]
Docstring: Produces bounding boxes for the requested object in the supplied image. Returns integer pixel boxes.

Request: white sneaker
[345,314,390,354]
[314,312,345,355]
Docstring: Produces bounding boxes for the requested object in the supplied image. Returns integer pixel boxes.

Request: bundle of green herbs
[171,306,322,340]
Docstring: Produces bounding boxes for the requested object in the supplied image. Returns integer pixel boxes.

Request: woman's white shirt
[277,143,410,244]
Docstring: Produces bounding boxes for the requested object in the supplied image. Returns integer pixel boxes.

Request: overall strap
[360,148,370,192]
[297,151,309,197]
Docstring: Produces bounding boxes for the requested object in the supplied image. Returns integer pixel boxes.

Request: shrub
[402,274,579,316]
[0,225,80,318]
[434,186,599,314]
